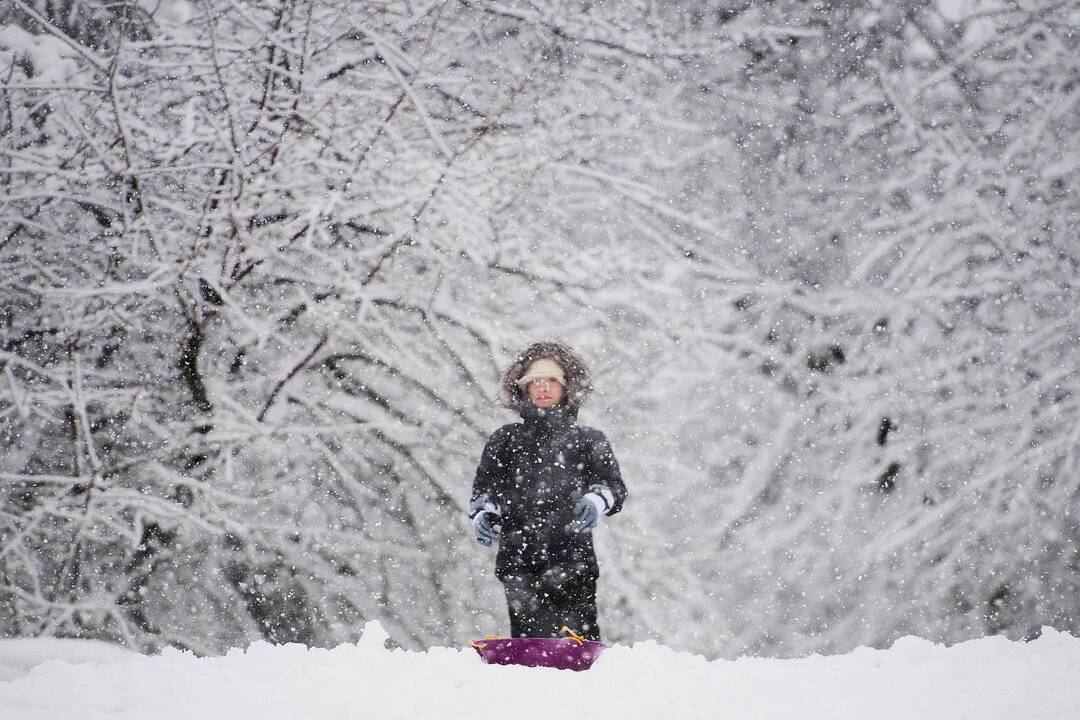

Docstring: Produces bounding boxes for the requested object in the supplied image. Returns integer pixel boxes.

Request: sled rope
[561,626,585,646]
[472,630,583,649]
[470,634,507,650]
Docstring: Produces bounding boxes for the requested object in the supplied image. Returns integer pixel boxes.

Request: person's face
[527,378,564,409]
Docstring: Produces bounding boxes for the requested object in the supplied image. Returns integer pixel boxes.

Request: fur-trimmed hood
[498,341,593,412]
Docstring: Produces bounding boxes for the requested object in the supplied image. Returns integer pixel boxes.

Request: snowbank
[0,625,1078,720]
[0,638,135,682]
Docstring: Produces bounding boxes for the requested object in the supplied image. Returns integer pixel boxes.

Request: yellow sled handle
[560,626,585,646]
[470,634,508,650]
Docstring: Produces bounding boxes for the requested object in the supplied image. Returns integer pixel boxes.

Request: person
[469,341,627,641]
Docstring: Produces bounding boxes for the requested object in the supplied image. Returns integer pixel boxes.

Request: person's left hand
[565,494,604,533]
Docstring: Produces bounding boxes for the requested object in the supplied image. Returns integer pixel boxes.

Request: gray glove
[469,494,501,546]
[473,511,500,546]
[565,493,605,534]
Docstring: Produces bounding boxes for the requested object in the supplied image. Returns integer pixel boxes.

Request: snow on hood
[499,341,593,412]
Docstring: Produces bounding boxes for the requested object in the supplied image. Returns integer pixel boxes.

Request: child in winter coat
[469,341,627,641]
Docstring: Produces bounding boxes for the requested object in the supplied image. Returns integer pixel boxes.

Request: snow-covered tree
[1,0,1076,658]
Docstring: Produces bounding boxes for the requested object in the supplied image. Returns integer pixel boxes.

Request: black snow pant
[501,569,600,641]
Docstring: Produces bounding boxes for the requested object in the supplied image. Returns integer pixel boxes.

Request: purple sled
[471,636,605,671]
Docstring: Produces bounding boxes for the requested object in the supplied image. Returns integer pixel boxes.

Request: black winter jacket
[470,403,627,581]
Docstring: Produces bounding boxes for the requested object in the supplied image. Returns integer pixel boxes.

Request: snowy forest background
[1,0,1078,659]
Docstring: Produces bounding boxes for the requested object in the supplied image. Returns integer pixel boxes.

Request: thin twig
[257,330,329,422]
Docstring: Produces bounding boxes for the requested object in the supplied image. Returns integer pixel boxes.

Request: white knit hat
[515,358,566,388]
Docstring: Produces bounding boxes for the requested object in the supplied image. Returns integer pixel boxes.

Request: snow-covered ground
[1,624,1078,720]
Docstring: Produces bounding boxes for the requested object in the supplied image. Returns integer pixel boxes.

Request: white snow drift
[0,624,1078,720]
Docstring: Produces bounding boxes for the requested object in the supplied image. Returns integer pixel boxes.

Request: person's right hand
[473,511,500,546]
